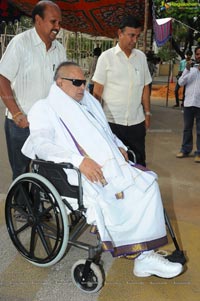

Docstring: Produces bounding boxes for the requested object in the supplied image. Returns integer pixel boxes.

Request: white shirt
[92,44,152,126]
[178,66,200,108]
[0,27,66,118]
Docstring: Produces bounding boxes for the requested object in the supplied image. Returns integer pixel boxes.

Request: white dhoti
[80,162,167,257]
[22,83,168,257]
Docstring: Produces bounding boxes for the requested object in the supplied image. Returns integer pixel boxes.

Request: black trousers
[109,121,146,167]
[5,117,30,180]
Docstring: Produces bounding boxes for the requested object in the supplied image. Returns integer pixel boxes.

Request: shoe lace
[148,251,171,265]
[155,250,169,257]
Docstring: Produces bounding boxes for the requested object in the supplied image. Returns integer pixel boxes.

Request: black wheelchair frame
[5,159,105,293]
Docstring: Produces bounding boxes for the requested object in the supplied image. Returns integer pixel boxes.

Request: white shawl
[23,83,157,197]
[22,84,166,250]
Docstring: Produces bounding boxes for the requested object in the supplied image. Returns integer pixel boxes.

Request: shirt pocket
[133,67,145,86]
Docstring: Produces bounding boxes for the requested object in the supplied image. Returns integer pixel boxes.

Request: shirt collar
[115,43,137,57]
[32,27,56,51]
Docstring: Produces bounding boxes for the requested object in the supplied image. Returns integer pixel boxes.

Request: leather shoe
[176,152,188,158]
[133,251,183,278]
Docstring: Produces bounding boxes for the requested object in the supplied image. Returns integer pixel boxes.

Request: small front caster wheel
[71,259,104,293]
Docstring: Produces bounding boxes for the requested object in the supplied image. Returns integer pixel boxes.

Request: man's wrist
[145,111,152,116]
[12,111,23,120]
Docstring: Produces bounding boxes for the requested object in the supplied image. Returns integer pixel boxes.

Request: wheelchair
[5,159,105,293]
[5,153,186,293]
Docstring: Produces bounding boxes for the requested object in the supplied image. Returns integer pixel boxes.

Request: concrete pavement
[0,101,11,196]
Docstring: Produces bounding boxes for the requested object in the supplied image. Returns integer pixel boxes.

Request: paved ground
[0,101,11,196]
[99,98,200,301]
[0,89,199,300]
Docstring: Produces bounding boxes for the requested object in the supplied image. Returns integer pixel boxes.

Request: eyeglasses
[61,77,86,87]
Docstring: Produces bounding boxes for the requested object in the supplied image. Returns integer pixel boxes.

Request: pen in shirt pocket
[53,64,55,71]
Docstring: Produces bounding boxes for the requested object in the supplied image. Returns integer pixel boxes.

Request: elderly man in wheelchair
[5,61,183,293]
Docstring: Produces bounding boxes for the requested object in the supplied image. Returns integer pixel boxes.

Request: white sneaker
[133,251,183,278]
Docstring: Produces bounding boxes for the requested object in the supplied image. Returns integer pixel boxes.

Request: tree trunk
[143,0,149,53]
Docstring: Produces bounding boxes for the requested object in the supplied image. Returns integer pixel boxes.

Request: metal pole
[166,36,172,107]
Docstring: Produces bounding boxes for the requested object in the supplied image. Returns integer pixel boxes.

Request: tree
[153,0,200,58]
[143,0,150,53]
[157,40,177,62]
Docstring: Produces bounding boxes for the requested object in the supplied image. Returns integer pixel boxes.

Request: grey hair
[54,61,80,81]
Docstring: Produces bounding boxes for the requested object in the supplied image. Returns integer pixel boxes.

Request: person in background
[87,43,101,94]
[173,50,193,108]
[0,0,66,181]
[146,49,160,95]
[176,46,200,163]
[22,61,183,279]
[92,15,152,167]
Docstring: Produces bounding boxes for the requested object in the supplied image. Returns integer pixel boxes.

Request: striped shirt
[0,27,66,118]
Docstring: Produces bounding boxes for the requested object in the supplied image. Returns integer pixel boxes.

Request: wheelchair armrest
[33,159,74,170]
[54,162,74,169]
[127,148,137,163]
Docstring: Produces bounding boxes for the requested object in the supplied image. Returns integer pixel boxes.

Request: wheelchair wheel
[5,173,69,267]
[71,259,104,293]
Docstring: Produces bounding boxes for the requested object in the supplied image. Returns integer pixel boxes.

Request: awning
[7,0,152,38]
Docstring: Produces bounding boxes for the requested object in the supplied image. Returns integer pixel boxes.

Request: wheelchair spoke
[16,183,34,214]
[14,222,30,235]
[31,187,45,213]
[44,226,63,241]
[36,224,52,256]
[40,222,60,239]
[38,204,54,219]
[29,225,38,257]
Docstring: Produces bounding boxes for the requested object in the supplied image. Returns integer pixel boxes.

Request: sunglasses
[61,77,86,87]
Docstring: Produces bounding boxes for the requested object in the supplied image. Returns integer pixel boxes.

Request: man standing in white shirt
[173,50,193,108]
[0,0,66,180]
[176,46,200,163]
[92,16,151,167]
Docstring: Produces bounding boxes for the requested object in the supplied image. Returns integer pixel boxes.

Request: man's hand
[186,60,193,71]
[119,147,129,161]
[13,113,29,128]
[79,157,104,183]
